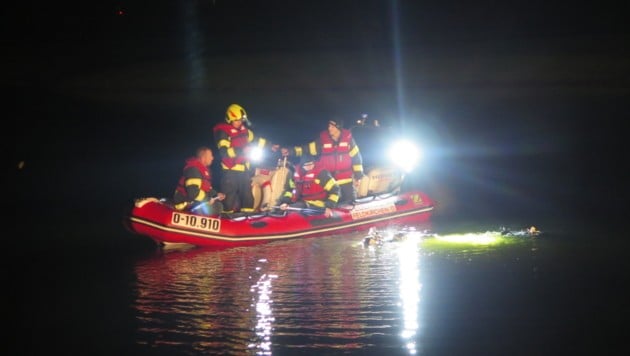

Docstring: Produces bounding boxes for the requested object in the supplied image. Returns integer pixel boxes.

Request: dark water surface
[11,84,627,355]
[11,92,627,354]
[10,216,628,355]
[10,26,628,354]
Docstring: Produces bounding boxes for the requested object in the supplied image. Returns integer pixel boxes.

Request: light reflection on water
[132,229,541,355]
[249,262,276,355]
[397,235,422,355]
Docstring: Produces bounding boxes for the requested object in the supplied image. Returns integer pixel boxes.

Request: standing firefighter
[284,119,365,203]
[213,104,279,213]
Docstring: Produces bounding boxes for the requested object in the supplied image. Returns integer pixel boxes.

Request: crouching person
[173,146,225,216]
[278,155,340,218]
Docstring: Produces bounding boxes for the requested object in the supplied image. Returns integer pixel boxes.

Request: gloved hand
[277,196,292,205]
[353,172,367,180]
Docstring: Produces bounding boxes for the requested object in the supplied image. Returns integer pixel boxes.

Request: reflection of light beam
[248,259,276,355]
[181,2,206,90]
[420,231,533,254]
[434,232,502,245]
[390,0,406,126]
[397,234,420,354]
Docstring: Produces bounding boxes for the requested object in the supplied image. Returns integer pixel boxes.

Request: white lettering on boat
[350,202,397,220]
[171,212,221,232]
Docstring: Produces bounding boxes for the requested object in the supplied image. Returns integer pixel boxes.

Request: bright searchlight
[388,139,422,172]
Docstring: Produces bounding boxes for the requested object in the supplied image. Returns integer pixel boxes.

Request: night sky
[8,1,629,242]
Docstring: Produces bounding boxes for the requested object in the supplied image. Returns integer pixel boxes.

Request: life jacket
[175,158,212,200]
[293,165,327,202]
[213,122,251,171]
[318,128,354,183]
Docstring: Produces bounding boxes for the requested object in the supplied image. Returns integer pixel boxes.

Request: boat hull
[126,191,434,248]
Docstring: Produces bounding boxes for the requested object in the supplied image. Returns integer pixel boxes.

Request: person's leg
[290,201,307,209]
[220,170,238,213]
[339,182,355,204]
[239,171,256,212]
[210,200,224,216]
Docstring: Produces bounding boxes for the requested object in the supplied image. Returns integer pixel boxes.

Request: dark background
[8,1,629,248]
[6,4,630,355]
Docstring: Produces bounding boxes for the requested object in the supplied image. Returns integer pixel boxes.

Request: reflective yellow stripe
[221,163,247,171]
[308,142,318,156]
[227,147,237,158]
[306,200,325,208]
[185,178,202,187]
[336,178,352,185]
[323,178,336,191]
[218,139,231,149]
[349,146,359,157]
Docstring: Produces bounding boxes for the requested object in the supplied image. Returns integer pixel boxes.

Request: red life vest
[213,122,250,170]
[175,158,212,199]
[318,128,354,182]
[293,165,327,202]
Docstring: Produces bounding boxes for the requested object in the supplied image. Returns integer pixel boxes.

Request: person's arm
[183,167,206,202]
[285,134,323,157]
[248,129,280,151]
[207,188,225,201]
[348,137,365,179]
[276,176,296,206]
[214,125,234,160]
[318,170,340,209]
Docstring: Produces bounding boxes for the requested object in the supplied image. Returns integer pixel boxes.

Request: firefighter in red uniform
[283,119,365,203]
[278,155,340,218]
[213,104,279,213]
[173,146,225,215]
